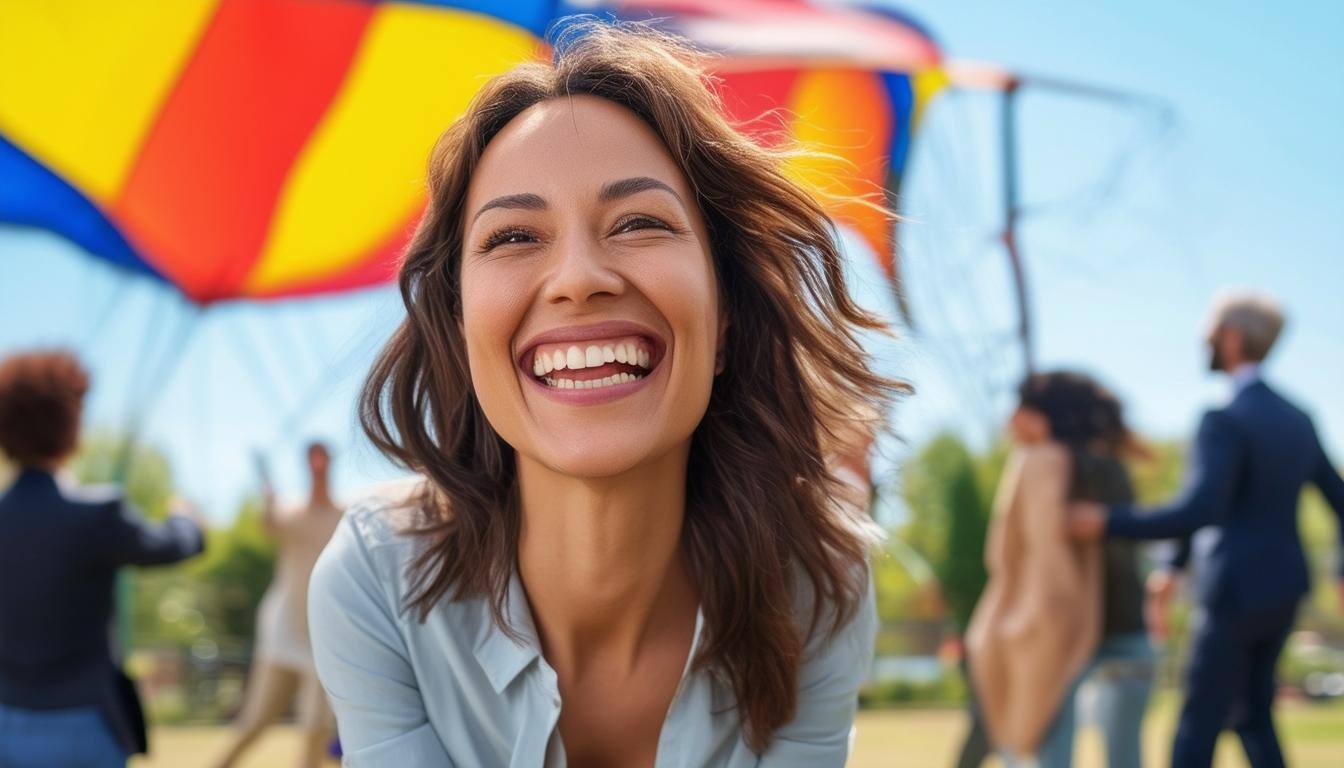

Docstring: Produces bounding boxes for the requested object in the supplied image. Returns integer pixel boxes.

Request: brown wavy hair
[360,19,904,750]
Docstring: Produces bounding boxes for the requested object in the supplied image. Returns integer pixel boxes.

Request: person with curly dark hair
[0,349,205,767]
[967,371,1151,768]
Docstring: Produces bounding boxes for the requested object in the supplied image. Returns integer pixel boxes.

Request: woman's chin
[530,436,659,479]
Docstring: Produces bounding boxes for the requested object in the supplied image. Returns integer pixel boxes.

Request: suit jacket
[966,444,1104,756]
[1108,381,1344,614]
[0,468,204,754]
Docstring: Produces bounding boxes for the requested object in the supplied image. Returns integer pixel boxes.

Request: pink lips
[516,320,665,406]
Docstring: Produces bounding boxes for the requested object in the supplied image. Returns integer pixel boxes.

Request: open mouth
[524,335,660,389]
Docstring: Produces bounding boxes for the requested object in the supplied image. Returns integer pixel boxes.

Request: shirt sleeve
[1308,422,1344,579]
[1108,410,1244,540]
[308,513,453,766]
[758,571,877,766]
[100,500,204,567]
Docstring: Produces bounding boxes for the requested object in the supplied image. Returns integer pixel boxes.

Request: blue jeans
[1090,633,1156,768]
[1004,633,1156,768]
[0,703,127,768]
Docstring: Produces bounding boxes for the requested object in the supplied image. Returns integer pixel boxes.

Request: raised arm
[309,515,451,765]
[1107,411,1244,540]
[101,499,205,567]
[758,572,877,766]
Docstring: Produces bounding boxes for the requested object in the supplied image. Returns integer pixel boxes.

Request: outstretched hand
[1065,501,1107,541]
[169,496,208,531]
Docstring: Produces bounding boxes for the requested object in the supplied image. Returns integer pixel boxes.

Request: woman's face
[459,95,721,478]
[1009,406,1050,446]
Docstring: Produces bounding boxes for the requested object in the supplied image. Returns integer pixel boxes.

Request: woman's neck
[516,446,697,678]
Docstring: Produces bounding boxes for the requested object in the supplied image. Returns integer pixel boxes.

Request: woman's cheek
[460,264,531,415]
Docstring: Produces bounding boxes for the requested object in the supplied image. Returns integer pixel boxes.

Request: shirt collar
[1230,362,1261,395]
[471,571,710,696]
[10,467,58,491]
[472,571,544,694]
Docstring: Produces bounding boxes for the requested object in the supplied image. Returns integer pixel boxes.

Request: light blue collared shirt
[309,502,877,767]
[1230,362,1261,396]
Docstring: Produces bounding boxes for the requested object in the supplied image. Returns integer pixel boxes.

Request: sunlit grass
[850,694,1344,768]
[129,696,1343,767]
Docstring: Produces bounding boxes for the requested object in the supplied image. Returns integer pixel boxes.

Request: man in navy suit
[1070,293,1344,768]
[0,350,205,766]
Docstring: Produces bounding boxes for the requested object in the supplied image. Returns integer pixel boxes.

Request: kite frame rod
[942,62,1172,378]
[1000,81,1034,375]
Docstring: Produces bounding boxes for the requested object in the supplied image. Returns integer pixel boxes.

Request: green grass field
[131,698,1343,767]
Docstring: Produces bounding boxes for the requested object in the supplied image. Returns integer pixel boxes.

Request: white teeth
[541,372,645,389]
[531,338,654,377]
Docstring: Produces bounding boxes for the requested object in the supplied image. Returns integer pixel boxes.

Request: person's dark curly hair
[0,350,90,467]
[1017,370,1134,455]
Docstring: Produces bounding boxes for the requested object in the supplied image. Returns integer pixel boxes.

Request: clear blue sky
[2,1,1341,519]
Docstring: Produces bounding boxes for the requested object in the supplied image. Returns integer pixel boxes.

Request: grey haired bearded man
[1068,292,1344,768]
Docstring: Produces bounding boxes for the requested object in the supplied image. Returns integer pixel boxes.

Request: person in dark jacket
[0,350,205,766]
[1070,293,1344,768]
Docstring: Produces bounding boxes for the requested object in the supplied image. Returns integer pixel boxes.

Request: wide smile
[516,321,666,403]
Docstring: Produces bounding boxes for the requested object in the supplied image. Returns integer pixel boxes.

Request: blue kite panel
[0,135,163,280]
[881,71,915,187]
[389,0,560,36]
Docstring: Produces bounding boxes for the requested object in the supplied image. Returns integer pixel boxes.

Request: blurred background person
[1070,293,1344,768]
[0,350,205,767]
[212,442,342,768]
[1025,372,1157,768]
[967,371,1152,768]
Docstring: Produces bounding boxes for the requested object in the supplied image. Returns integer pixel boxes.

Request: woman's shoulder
[311,477,431,609]
[1012,441,1072,482]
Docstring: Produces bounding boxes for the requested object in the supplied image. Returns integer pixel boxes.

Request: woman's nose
[542,234,624,306]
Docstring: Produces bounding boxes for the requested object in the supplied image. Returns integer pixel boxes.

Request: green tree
[69,431,176,519]
[897,433,974,570]
[939,456,989,631]
[894,432,1005,629]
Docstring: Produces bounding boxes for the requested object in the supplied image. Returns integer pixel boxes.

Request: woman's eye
[613,215,671,235]
[480,228,537,251]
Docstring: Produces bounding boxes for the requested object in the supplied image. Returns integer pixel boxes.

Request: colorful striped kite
[0,0,944,304]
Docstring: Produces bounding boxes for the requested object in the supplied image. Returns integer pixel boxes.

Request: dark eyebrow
[599,176,683,205]
[471,192,547,224]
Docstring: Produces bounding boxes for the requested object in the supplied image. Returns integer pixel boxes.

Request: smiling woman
[308,18,905,768]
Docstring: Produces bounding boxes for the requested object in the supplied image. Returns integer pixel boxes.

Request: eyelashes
[474,214,681,255]
[612,214,678,235]
[478,227,538,252]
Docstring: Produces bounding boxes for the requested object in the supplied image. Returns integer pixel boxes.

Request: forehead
[466,94,692,208]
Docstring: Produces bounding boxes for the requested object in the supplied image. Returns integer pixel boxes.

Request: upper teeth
[531,339,652,376]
